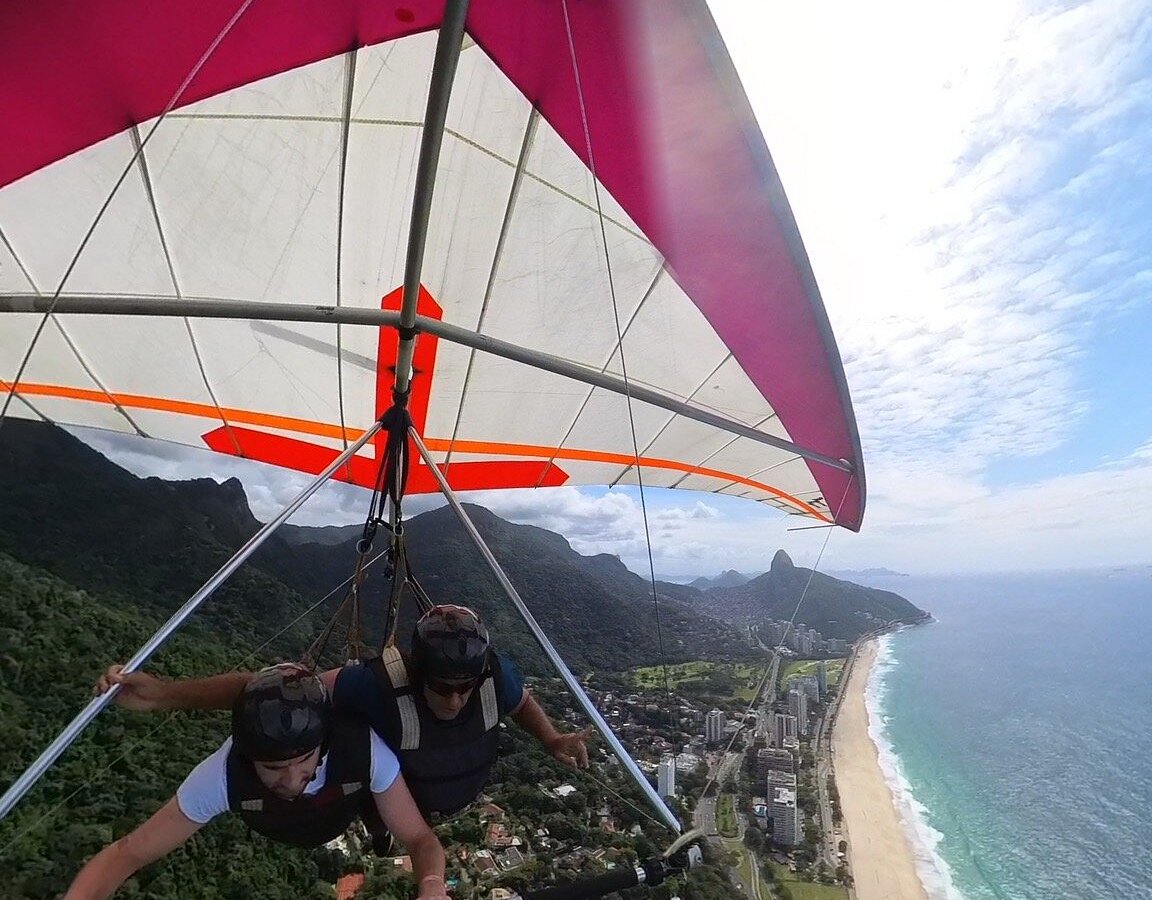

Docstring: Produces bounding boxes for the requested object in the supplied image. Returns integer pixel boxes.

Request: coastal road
[694,795,718,836]
[815,754,839,874]
[813,648,858,876]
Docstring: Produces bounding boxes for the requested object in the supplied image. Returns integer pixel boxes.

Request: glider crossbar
[0,420,385,822]
[409,426,683,834]
[0,294,854,479]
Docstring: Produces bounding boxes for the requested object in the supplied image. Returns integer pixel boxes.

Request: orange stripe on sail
[425,438,830,521]
[2,380,365,442]
[2,380,829,521]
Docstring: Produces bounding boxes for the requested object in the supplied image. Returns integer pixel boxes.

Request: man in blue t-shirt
[100,605,590,821]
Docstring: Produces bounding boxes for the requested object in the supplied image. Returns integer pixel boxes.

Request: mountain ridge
[0,421,926,669]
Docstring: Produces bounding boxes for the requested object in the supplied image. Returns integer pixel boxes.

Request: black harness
[367,647,503,819]
[226,713,383,848]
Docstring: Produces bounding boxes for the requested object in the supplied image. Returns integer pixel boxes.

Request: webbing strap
[480,677,498,731]
[382,646,421,750]
[383,645,410,688]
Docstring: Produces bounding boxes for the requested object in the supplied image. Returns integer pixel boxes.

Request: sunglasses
[424,678,480,697]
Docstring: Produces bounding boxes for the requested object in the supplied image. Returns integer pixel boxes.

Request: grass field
[630,661,768,702]
[767,862,849,900]
[716,793,738,837]
[778,658,845,694]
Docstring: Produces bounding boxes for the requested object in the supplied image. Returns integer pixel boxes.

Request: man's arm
[95,665,252,711]
[510,690,592,768]
[63,798,202,900]
[372,779,449,900]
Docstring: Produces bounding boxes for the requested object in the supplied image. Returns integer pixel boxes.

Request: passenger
[98,604,591,820]
[67,665,450,900]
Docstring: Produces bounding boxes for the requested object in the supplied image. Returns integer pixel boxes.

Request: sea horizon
[859,570,1152,900]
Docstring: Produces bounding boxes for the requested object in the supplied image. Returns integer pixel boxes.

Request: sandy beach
[832,639,928,900]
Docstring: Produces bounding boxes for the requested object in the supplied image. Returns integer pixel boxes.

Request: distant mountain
[827,566,909,578]
[688,569,757,590]
[0,420,756,676]
[280,521,362,547]
[692,550,928,641]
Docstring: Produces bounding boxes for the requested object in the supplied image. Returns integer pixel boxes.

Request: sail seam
[534,261,665,488]
[0,226,52,424]
[165,114,649,241]
[131,124,241,453]
[334,51,358,457]
[444,109,540,471]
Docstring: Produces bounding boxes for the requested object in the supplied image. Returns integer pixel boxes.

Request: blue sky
[80,1,1152,578]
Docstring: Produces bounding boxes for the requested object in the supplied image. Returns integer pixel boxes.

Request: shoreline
[832,638,928,900]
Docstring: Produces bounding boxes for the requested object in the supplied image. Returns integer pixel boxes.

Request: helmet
[411,604,491,680]
[231,665,331,761]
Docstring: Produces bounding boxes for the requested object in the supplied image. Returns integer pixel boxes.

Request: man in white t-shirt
[64,665,451,900]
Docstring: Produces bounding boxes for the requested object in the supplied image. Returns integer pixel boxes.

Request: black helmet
[412,604,491,680]
[231,665,331,761]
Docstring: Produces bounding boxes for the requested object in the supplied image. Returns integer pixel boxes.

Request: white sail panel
[0,16,862,526]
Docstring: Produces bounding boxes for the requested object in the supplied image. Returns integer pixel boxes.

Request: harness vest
[226,713,380,848]
[367,646,502,819]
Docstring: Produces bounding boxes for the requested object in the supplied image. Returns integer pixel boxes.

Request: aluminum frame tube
[0,420,384,821]
[0,294,852,477]
[394,0,470,397]
[409,427,683,834]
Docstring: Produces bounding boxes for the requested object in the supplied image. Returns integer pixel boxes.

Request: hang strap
[382,645,421,750]
[479,677,498,732]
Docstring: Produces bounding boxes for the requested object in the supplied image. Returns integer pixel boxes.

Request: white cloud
[699,0,1152,572]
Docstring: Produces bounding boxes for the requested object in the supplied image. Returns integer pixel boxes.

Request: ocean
[861,569,1152,900]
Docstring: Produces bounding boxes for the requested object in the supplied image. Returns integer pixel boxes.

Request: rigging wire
[575,763,675,836]
[559,0,681,758]
[334,49,359,466]
[0,0,259,429]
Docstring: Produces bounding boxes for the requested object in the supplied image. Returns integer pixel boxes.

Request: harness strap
[480,677,498,731]
[382,645,421,750]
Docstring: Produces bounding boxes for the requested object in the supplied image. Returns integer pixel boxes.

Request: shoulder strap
[382,645,421,750]
[480,676,498,732]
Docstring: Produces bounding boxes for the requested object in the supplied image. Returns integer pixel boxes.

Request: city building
[757,747,795,777]
[674,752,702,772]
[705,708,724,743]
[772,712,798,747]
[817,661,828,696]
[788,688,808,734]
[769,786,801,846]
[658,755,677,798]
[767,769,797,797]
[795,674,820,703]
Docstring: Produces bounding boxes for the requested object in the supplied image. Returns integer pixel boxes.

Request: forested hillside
[0,552,330,898]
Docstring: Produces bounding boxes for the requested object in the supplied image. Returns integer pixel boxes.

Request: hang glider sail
[0,0,865,529]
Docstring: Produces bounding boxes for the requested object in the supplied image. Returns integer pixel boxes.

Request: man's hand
[94,665,168,712]
[546,726,593,769]
[417,874,451,900]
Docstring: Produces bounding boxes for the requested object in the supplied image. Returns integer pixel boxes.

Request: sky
[70,0,1152,578]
